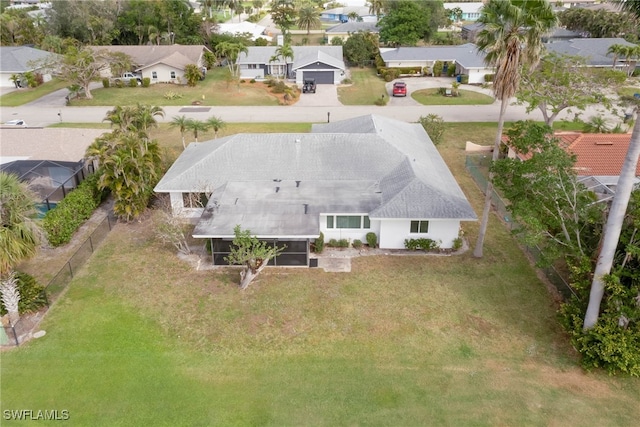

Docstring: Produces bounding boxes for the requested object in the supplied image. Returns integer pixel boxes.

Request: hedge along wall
[42,174,105,247]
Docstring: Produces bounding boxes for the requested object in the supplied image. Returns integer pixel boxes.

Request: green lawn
[412,88,495,105]
[2,123,640,426]
[70,68,282,107]
[338,67,388,105]
[0,79,69,107]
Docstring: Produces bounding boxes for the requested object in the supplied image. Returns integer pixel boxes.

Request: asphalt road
[0,79,622,127]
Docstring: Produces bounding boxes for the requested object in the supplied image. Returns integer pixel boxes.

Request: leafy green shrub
[271,81,287,94]
[102,78,110,88]
[250,79,256,83]
[163,91,183,100]
[418,114,445,145]
[437,87,447,95]
[0,272,47,315]
[129,78,138,88]
[352,239,363,249]
[452,237,463,251]
[337,239,349,248]
[327,238,338,247]
[142,77,151,87]
[404,238,439,251]
[432,61,443,77]
[366,232,377,248]
[43,174,103,247]
[341,78,352,84]
[115,79,125,88]
[484,74,494,82]
[447,66,456,77]
[383,68,399,82]
[461,75,469,84]
[374,95,388,106]
[240,79,246,83]
[561,274,640,377]
[314,232,324,253]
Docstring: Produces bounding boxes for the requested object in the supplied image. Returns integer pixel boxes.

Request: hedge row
[42,174,105,247]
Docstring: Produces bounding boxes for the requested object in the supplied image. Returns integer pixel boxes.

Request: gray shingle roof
[326,22,379,33]
[379,44,487,68]
[0,46,59,73]
[544,38,638,66]
[91,45,209,68]
[156,115,476,237]
[238,46,344,70]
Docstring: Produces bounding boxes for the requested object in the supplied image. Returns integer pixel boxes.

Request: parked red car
[392,81,407,97]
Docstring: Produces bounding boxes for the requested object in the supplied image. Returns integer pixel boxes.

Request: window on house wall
[325,215,370,229]
[170,71,176,79]
[152,71,157,79]
[410,220,429,233]
[182,192,209,208]
[248,64,257,69]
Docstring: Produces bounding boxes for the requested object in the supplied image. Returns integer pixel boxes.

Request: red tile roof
[504,132,640,176]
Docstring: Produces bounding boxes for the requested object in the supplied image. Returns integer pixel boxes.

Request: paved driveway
[295,84,342,107]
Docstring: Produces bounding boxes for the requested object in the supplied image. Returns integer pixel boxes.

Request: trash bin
[456,75,462,83]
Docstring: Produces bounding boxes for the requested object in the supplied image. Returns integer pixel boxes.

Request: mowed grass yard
[2,124,640,426]
[412,88,495,105]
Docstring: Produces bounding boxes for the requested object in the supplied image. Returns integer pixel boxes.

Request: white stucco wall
[377,219,461,249]
[239,65,266,80]
[462,67,492,84]
[142,64,186,85]
[319,213,378,244]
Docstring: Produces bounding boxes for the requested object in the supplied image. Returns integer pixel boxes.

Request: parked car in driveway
[392,81,407,97]
[302,78,316,94]
[3,119,27,127]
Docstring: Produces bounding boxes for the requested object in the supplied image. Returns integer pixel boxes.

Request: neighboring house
[544,38,639,69]
[0,46,58,88]
[154,115,477,266]
[504,132,640,192]
[237,46,346,85]
[443,2,484,22]
[217,21,272,42]
[93,45,211,85]
[320,6,377,23]
[541,28,582,43]
[0,128,106,213]
[325,21,379,44]
[379,44,493,84]
[460,22,483,42]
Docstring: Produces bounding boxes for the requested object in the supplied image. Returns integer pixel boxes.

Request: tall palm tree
[0,172,39,275]
[270,43,294,79]
[607,43,626,69]
[185,119,210,143]
[206,116,226,139]
[367,0,385,18]
[584,0,640,329]
[297,5,321,35]
[170,115,190,148]
[472,0,557,258]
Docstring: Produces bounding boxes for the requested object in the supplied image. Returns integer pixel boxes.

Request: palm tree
[367,0,385,18]
[206,116,226,139]
[607,43,626,69]
[170,115,190,148]
[215,41,248,79]
[0,172,39,275]
[584,0,640,330]
[270,43,294,79]
[473,0,557,258]
[297,5,321,35]
[347,11,360,22]
[185,119,210,143]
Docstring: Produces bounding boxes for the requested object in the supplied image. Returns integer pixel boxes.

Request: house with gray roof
[379,44,492,83]
[93,45,211,85]
[544,38,639,69]
[237,46,346,85]
[321,6,377,23]
[325,21,379,44]
[154,115,477,266]
[0,46,59,88]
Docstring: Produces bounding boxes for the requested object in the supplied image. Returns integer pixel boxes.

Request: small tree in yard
[183,64,202,87]
[154,210,193,256]
[225,225,284,290]
[418,114,445,145]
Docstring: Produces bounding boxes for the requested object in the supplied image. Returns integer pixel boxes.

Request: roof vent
[295,138,301,143]
[275,186,280,193]
[595,141,613,145]
[296,180,301,188]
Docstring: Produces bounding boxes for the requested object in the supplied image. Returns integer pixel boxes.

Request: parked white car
[3,119,27,127]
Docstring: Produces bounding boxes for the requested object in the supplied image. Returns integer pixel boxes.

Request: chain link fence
[465,155,577,300]
[1,214,114,347]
